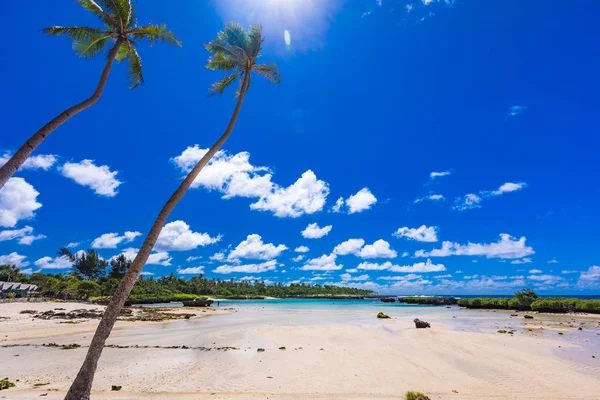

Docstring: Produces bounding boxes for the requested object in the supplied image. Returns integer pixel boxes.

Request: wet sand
[1,301,599,399]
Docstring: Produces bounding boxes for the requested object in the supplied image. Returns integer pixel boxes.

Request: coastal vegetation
[405,392,430,400]
[1,264,373,301]
[458,289,600,314]
[0,0,180,191]
[400,297,458,305]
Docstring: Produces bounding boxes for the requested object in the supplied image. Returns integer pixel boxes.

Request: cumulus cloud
[294,246,309,253]
[340,273,369,281]
[91,231,141,249]
[0,252,29,267]
[301,223,332,239]
[333,188,377,214]
[415,234,534,260]
[1,153,58,171]
[66,242,81,249]
[228,234,287,261]
[414,194,445,203]
[213,260,277,274]
[0,178,42,228]
[155,221,220,252]
[333,238,365,256]
[527,274,563,284]
[578,266,600,284]
[172,146,329,218]
[528,269,542,273]
[118,247,172,266]
[210,252,225,261]
[357,259,445,273]
[454,193,482,211]
[34,255,72,270]
[429,170,452,180]
[491,182,527,196]
[394,225,438,242]
[300,254,342,271]
[61,159,121,197]
[177,266,205,275]
[0,225,46,245]
[511,258,532,265]
[547,259,559,264]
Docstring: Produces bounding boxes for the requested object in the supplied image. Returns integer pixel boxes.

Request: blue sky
[1,0,599,294]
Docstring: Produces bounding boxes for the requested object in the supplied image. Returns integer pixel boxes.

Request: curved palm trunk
[64,71,252,400]
[0,41,121,191]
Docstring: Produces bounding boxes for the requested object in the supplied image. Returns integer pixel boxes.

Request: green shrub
[377,312,390,319]
[19,309,37,314]
[6,293,14,300]
[405,391,430,400]
[0,379,15,390]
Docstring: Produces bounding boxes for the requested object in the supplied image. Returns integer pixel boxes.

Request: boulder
[524,315,534,319]
[414,319,431,328]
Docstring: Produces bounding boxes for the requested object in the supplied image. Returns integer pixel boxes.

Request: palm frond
[209,70,242,96]
[206,51,239,71]
[115,41,130,61]
[129,24,182,46]
[246,24,264,58]
[76,0,116,27]
[42,26,107,41]
[218,22,249,52]
[126,47,144,89]
[204,39,247,63]
[253,63,280,85]
[236,71,251,97]
[73,34,112,58]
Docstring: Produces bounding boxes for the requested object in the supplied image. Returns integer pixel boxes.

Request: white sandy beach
[1,301,599,400]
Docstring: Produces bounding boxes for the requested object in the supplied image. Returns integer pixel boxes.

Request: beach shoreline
[1,300,599,399]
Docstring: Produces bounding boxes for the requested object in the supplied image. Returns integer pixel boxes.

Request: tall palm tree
[64,22,280,399]
[0,0,180,191]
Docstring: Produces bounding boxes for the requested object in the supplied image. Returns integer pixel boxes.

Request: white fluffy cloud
[213,260,277,274]
[227,234,287,261]
[118,247,172,266]
[177,266,205,275]
[301,223,332,239]
[394,225,438,242]
[172,146,329,218]
[492,182,527,196]
[333,238,397,259]
[34,255,73,270]
[414,194,445,203]
[333,188,377,214]
[0,252,29,267]
[0,226,46,245]
[356,259,445,273]
[578,266,600,286]
[0,178,42,228]
[92,231,141,249]
[430,170,452,179]
[155,221,220,251]
[61,159,121,197]
[528,269,542,273]
[340,273,369,281]
[66,242,81,248]
[511,258,532,265]
[415,234,534,260]
[300,254,342,271]
[210,252,225,261]
[0,153,57,171]
[333,238,365,256]
[294,246,309,253]
[454,193,482,211]
[292,255,304,262]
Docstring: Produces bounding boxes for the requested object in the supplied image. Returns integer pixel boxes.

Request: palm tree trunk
[0,41,122,191]
[64,70,252,400]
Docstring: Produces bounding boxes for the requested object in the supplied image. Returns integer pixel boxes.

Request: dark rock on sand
[377,312,391,319]
[414,319,431,328]
[524,315,534,319]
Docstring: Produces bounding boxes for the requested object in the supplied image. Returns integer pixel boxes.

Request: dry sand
[1,301,599,400]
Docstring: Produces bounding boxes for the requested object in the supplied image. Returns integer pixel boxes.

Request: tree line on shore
[0,263,374,301]
[458,289,600,313]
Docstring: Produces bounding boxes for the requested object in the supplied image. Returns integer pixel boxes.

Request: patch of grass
[0,379,16,390]
[19,309,37,314]
[377,312,390,319]
[405,391,430,400]
[33,382,50,387]
[497,330,507,333]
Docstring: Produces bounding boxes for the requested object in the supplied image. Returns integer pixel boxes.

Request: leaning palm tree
[64,22,280,399]
[0,0,180,191]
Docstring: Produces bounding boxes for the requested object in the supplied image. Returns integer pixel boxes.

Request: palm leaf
[219,22,249,52]
[206,51,239,71]
[126,47,144,89]
[236,71,251,97]
[253,63,280,85]
[115,41,130,61]
[76,0,116,27]
[73,34,112,58]
[246,24,264,58]
[209,70,242,96]
[43,26,107,41]
[129,24,182,47]
[204,39,247,63]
